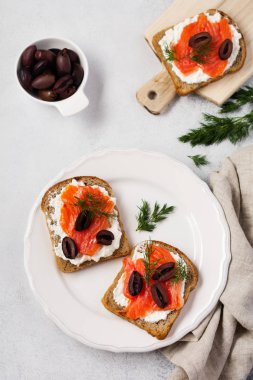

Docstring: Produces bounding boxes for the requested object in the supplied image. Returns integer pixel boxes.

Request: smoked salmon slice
[173,13,232,78]
[122,244,185,320]
[60,185,114,256]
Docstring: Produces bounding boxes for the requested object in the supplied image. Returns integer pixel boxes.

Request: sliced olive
[152,262,175,281]
[62,237,78,259]
[189,32,212,48]
[96,230,114,245]
[128,271,143,296]
[151,283,169,308]
[75,211,92,231]
[219,39,233,60]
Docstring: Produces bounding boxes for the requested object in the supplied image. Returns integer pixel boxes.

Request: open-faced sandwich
[152,9,246,95]
[41,176,130,272]
[102,240,198,339]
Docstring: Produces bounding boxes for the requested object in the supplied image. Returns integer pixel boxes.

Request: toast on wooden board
[41,176,130,273]
[152,9,246,95]
[102,240,198,340]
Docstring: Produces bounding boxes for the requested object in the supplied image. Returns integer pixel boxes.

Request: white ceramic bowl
[16,38,89,116]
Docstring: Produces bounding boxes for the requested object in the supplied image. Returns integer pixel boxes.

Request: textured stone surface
[0,0,252,378]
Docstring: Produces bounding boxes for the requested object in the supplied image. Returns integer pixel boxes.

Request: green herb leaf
[189,43,211,64]
[188,154,209,167]
[74,193,115,220]
[163,44,177,62]
[220,85,253,113]
[136,200,175,232]
[141,240,160,286]
[171,259,187,283]
[179,111,253,146]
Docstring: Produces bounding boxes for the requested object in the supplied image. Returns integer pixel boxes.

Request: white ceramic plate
[24,149,230,352]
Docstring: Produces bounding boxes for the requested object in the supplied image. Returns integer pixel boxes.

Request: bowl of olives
[17,38,89,116]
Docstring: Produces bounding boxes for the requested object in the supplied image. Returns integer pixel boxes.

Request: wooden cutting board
[137,0,253,114]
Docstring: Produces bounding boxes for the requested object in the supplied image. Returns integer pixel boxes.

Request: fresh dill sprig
[136,200,175,232]
[171,259,187,283]
[188,154,209,167]
[179,110,253,146]
[163,45,177,62]
[142,240,160,286]
[163,42,211,64]
[74,193,115,219]
[189,42,211,64]
[220,85,253,113]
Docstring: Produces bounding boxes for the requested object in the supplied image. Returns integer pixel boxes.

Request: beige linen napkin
[162,145,253,380]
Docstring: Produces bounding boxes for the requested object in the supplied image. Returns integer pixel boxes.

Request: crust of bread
[41,176,130,273]
[152,9,246,95]
[101,240,198,340]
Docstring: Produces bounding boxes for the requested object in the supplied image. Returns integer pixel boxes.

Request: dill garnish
[74,193,115,219]
[136,200,175,232]
[141,240,160,286]
[171,259,187,283]
[188,154,209,167]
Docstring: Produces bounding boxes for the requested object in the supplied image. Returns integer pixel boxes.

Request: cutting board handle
[136,70,177,114]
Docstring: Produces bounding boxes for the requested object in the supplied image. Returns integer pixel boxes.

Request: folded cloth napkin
[162,145,253,380]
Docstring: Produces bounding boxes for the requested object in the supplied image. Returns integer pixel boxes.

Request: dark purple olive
[189,32,212,48]
[219,39,233,60]
[152,262,175,281]
[49,48,60,55]
[37,89,58,101]
[72,63,84,86]
[75,211,92,231]
[96,230,114,245]
[31,73,55,89]
[18,69,33,91]
[53,74,73,95]
[56,50,71,76]
[128,271,143,296]
[66,48,80,64]
[151,283,169,309]
[59,86,76,100]
[35,49,56,64]
[33,60,48,76]
[62,237,78,259]
[21,45,37,68]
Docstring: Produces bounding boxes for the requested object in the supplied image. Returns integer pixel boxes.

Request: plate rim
[24,148,231,352]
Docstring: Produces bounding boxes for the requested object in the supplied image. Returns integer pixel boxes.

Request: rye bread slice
[102,240,198,340]
[152,9,246,96]
[41,176,130,273]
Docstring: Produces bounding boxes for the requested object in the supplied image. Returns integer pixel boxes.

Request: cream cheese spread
[159,12,241,84]
[47,179,122,265]
[113,242,186,323]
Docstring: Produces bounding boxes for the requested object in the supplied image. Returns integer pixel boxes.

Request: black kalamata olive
[189,32,212,48]
[35,49,56,64]
[18,69,33,92]
[151,283,169,309]
[128,271,143,296]
[56,50,71,76]
[31,73,55,90]
[37,89,58,101]
[96,230,114,245]
[66,48,80,64]
[21,45,37,68]
[49,48,60,55]
[72,63,84,86]
[53,74,73,95]
[33,60,48,76]
[152,262,175,281]
[219,39,233,60]
[62,237,78,259]
[75,211,92,231]
[59,86,76,100]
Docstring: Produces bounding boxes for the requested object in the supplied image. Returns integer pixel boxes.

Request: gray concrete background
[1,0,252,378]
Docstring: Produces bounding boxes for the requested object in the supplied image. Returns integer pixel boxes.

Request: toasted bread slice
[152,9,246,95]
[102,240,198,340]
[41,176,130,273]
